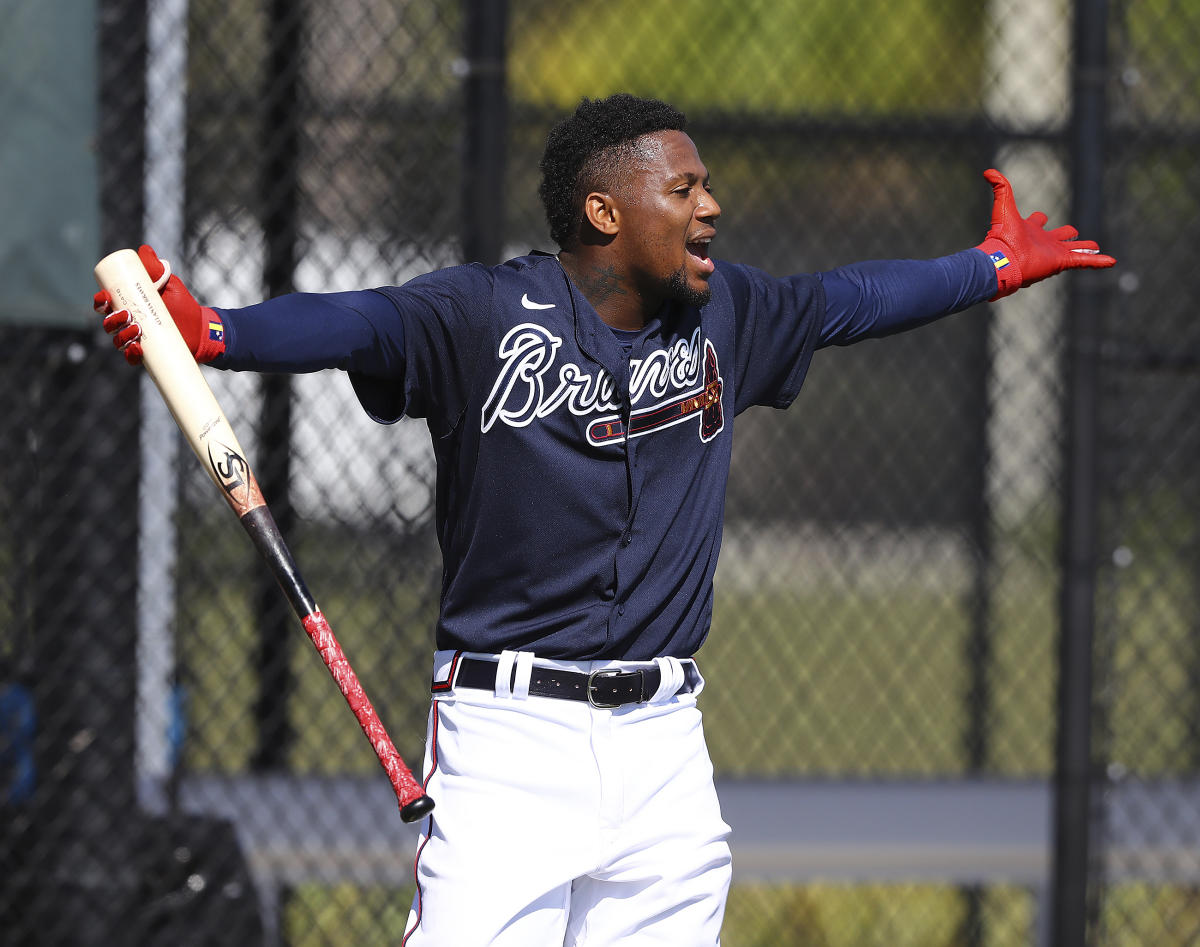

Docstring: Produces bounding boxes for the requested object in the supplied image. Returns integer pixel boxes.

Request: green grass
[723,883,1034,947]
[283,884,417,947]
[281,880,1200,946]
[282,881,1037,947]
[701,553,1060,778]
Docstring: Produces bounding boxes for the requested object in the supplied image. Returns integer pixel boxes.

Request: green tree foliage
[1124,0,1200,122]
[509,0,984,115]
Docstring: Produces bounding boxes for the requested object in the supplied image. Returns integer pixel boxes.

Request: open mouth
[686,237,715,275]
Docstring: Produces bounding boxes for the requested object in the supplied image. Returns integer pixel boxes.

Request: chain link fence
[3,0,1199,944]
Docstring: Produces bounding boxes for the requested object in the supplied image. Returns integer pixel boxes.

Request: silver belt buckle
[587,668,643,708]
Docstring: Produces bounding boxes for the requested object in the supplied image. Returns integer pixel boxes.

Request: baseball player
[96,94,1114,945]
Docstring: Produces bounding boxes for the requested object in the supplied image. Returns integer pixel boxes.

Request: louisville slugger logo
[208,439,251,505]
[481,322,723,444]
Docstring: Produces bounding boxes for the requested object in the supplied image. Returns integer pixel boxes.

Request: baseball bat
[94,248,434,824]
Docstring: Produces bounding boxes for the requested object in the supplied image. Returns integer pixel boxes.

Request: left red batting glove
[975,168,1116,300]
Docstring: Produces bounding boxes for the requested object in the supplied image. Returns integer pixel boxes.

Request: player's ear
[582,192,620,237]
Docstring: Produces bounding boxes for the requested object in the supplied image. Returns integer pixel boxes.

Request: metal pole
[252,0,304,772]
[462,0,508,265]
[962,254,995,947]
[138,0,189,814]
[965,161,997,776]
[1051,1,1110,943]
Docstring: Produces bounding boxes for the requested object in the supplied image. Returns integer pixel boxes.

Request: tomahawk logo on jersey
[481,322,724,446]
[586,338,723,446]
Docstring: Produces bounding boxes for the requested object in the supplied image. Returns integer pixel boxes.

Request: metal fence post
[251,0,305,773]
[462,0,508,266]
[1052,1,1110,943]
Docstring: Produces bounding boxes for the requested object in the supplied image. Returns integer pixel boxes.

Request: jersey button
[620,530,632,546]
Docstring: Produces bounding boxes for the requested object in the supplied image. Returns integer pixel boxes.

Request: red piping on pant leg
[402,703,441,946]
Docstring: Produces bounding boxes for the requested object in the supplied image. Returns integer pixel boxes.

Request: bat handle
[302,611,434,823]
[241,507,434,823]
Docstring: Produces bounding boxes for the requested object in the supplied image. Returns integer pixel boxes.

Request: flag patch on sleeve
[988,250,1011,270]
[208,321,224,342]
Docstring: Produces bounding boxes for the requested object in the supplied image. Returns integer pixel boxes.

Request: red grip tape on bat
[302,610,429,809]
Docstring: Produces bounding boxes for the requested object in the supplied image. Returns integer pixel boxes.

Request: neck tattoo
[575,265,628,305]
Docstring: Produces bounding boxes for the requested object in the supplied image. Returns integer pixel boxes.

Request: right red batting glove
[975,168,1116,299]
[94,244,226,366]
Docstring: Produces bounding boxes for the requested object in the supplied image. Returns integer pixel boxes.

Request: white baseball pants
[402,650,732,946]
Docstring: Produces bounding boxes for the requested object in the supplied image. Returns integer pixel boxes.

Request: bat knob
[400,794,436,823]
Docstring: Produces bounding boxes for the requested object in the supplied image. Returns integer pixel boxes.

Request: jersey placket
[609,336,649,634]
[566,279,658,649]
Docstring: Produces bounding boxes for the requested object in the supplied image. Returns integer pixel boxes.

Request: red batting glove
[93,245,226,366]
[975,168,1116,300]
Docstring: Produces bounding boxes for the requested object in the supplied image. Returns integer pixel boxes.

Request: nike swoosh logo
[521,293,556,310]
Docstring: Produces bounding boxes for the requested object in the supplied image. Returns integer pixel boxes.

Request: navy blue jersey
[213,250,996,660]
[345,253,823,659]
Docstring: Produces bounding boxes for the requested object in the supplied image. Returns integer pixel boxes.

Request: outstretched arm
[817,169,1116,346]
[95,245,406,376]
[817,250,995,346]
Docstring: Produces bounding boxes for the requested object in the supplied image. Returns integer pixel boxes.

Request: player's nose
[697,190,721,222]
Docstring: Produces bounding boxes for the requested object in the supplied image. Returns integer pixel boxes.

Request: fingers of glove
[137,244,167,284]
[1025,211,1049,231]
[102,308,135,335]
[111,323,146,365]
[983,168,1017,227]
[94,289,114,316]
[1066,248,1117,268]
[153,258,172,291]
[113,321,142,348]
[982,167,1011,193]
[1046,224,1080,243]
[107,317,145,365]
[1020,211,1116,269]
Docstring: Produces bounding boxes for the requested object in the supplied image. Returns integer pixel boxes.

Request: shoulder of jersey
[493,252,570,315]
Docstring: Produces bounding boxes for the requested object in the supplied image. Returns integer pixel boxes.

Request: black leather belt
[452,656,697,708]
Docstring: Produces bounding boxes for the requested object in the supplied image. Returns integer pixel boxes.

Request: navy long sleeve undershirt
[815,248,997,346]
[212,289,398,375]
[211,248,998,376]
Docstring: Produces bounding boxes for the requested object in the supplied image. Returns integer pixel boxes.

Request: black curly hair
[539,94,688,250]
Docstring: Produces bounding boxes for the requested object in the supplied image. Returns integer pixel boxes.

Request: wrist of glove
[93,244,225,366]
[976,236,1024,300]
[974,168,1115,300]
